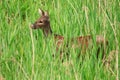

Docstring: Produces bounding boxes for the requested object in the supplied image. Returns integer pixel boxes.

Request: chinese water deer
[31,9,108,61]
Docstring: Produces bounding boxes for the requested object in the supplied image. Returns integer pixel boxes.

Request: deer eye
[39,20,43,23]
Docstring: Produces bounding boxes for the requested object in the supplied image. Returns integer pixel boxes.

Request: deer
[30,9,108,62]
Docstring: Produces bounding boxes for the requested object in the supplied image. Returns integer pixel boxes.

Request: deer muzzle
[31,24,36,29]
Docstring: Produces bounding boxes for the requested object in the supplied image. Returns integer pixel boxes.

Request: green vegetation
[0,0,119,80]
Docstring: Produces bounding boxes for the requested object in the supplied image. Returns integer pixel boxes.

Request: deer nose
[30,24,36,29]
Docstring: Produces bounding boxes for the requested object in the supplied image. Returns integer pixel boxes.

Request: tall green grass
[0,0,119,80]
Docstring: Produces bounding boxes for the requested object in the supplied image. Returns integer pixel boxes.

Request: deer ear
[44,11,49,16]
[38,9,44,15]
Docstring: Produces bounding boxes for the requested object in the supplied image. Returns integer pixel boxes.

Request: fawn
[31,9,108,61]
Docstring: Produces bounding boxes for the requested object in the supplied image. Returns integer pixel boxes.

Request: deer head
[31,9,52,36]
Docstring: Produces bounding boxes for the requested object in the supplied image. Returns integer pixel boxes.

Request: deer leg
[96,44,106,60]
[97,47,100,59]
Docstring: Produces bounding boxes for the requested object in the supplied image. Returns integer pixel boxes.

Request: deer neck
[42,25,52,37]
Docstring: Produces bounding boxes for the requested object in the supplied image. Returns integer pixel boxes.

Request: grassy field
[0,0,120,80]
